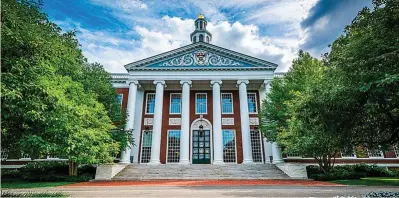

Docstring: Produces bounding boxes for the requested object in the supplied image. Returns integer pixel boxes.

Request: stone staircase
[112,164,291,180]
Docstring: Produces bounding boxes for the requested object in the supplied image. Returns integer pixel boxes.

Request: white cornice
[124,42,278,70]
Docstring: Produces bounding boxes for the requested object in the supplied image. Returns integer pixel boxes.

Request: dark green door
[192,130,211,164]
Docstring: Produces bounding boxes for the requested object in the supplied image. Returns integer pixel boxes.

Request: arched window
[196,22,199,29]
[193,36,196,43]
[199,35,204,42]
[206,36,210,43]
[200,21,203,30]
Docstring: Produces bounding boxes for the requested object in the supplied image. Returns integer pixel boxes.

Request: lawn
[1,180,75,189]
[331,177,399,186]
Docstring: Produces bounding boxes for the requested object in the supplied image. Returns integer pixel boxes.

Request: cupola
[190,13,212,43]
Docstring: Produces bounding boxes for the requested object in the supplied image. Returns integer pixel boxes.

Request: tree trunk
[68,160,78,176]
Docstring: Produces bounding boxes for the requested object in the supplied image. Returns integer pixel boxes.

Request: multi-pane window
[140,130,153,163]
[167,130,181,163]
[145,93,155,114]
[394,146,399,158]
[286,153,301,158]
[250,129,263,163]
[117,94,123,107]
[341,152,356,158]
[222,130,236,163]
[196,93,207,114]
[368,148,384,158]
[221,93,233,114]
[247,93,258,113]
[170,94,182,114]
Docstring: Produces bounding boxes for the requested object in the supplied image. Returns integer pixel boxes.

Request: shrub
[307,163,396,181]
[1,169,21,179]
[365,191,399,198]
[19,161,96,182]
[1,191,67,197]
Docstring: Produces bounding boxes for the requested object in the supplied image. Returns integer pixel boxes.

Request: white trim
[367,148,385,159]
[250,129,264,164]
[145,93,155,115]
[222,129,238,164]
[341,149,357,159]
[139,129,153,164]
[166,130,181,164]
[190,118,213,164]
[247,92,258,114]
[195,93,208,115]
[221,93,234,114]
[169,93,182,115]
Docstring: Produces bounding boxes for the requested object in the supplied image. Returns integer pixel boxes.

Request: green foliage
[307,163,397,181]
[1,169,21,179]
[19,161,95,182]
[1,0,131,175]
[1,191,67,197]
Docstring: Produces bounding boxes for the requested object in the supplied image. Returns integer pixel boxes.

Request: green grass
[1,180,75,189]
[1,191,67,197]
[331,177,399,186]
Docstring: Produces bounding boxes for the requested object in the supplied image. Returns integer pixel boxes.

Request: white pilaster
[263,137,273,164]
[120,80,140,164]
[237,80,253,164]
[272,142,284,164]
[263,80,271,101]
[179,80,192,164]
[149,80,166,165]
[210,80,224,164]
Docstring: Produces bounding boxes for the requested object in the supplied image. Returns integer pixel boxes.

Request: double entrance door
[192,130,211,164]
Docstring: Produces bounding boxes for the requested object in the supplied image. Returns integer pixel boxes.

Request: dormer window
[199,35,204,42]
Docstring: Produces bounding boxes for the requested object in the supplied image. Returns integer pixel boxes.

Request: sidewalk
[64,179,344,187]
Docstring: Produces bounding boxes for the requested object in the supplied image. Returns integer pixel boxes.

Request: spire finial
[198,12,204,19]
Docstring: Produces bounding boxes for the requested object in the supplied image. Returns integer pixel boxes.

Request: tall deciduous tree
[1,0,129,175]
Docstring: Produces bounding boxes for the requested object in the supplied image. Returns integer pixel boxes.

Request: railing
[110,73,129,80]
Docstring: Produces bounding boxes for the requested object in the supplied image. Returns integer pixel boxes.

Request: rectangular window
[140,130,153,163]
[145,93,155,114]
[286,153,302,158]
[247,93,258,113]
[250,129,263,163]
[170,93,181,114]
[195,93,207,114]
[394,146,399,158]
[221,93,233,114]
[222,130,236,163]
[167,130,181,163]
[341,148,357,158]
[117,94,123,107]
[367,148,384,158]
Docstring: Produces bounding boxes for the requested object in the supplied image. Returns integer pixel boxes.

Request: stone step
[112,164,291,180]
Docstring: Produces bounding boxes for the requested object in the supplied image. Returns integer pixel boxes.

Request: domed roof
[197,12,204,19]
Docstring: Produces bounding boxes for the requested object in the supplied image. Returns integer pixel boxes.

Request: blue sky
[43,0,371,73]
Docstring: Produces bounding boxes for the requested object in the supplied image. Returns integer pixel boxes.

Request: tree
[325,0,399,149]
[1,0,129,175]
[260,51,345,172]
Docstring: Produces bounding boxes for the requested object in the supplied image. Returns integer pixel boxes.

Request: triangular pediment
[124,42,278,70]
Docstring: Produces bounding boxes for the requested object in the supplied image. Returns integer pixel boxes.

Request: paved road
[3,186,399,197]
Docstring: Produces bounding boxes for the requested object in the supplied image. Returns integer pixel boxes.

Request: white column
[120,80,140,164]
[210,80,224,164]
[272,142,284,164]
[149,80,166,165]
[237,80,253,164]
[263,137,273,164]
[179,80,192,164]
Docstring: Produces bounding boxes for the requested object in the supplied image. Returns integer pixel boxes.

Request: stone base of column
[179,160,190,165]
[272,159,284,164]
[242,160,254,164]
[265,159,271,164]
[213,160,225,165]
[148,160,161,165]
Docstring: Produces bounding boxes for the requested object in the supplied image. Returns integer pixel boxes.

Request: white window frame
[140,130,153,164]
[222,129,237,163]
[145,93,155,115]
[394,146,399,158]
[340,151,357,158]
[250,129,264,163]
[221,93,234,114]
[118,94,123,108]
[169,93,182,115]
[286,153,302,158]
[367,148,384,158]
[166,130,181,164]
[247,92,258,114]
[195,93,207,115]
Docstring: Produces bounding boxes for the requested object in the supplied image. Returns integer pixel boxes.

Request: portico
[110,13,283,165]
